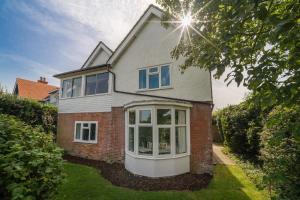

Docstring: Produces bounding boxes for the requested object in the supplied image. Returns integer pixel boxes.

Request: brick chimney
[37,77,48,84]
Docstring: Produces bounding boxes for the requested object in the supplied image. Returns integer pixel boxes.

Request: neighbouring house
[13,77,59,105]
[44,89,60,106]
[54,5,213,177]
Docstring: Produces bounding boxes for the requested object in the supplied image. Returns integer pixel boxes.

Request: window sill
[125,151,190,160]
[136,86,173,93]
[73,140,97,144]
[60,92,111,100]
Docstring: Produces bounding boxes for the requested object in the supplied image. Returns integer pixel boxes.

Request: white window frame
[125,105,190,160]
[61,76,83,98]
[59,71,111,100]
[138,64,172,91]
[85,72,110,96]
[73,121,98,144]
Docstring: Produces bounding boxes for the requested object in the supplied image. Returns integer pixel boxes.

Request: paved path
[213,144,235,165]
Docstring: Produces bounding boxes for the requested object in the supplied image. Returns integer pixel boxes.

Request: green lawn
[54,162,268,200]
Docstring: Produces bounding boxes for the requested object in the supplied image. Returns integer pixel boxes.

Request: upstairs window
[62,77,82,98]
[85,72,109,95]
[138,65,170,90]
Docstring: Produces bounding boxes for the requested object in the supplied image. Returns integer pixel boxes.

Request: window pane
[129,127,134,152]
[159,128,171,155]
[62,79,72,98]
[129,111,135,125]
[161,65,170,86]
[90,123,96,141]
[72,77,82,97]
[149,67,158,73]
[96,73,109,94]
[176,110,186,125]
[75,123,81,139]
[139,69,147,89]
[82,129,89,141]
[83,123,89,127]
[176,127,187,154]
[139,110,151,123]
[85,75,96,95]
[138,127,153,155]
[157,109,171,125]
[149,74,159,89]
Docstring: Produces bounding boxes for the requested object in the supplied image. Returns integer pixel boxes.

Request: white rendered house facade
[55,5,213,177]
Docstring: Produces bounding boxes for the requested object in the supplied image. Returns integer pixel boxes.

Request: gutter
[106,65,214,107]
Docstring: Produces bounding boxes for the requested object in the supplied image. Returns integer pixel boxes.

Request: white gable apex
[107,5,164,64]
[82,41,113,68]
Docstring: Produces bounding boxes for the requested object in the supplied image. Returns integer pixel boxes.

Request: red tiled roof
[15,78,59,101]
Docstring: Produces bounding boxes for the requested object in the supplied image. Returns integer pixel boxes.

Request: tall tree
[157,0,300,106]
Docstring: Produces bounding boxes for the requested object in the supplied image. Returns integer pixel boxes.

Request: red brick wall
[57,107,124,162]
[57,103,212,174]
[190,103,213,174]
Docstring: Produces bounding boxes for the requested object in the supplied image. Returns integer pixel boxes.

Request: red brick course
[190,103,213,174]
[57,103,212,174]
[57,107,124,162]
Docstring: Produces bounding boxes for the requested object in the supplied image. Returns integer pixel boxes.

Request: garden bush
[0,114,64,200]
[260,105,300,199]
[0,94,57,134]
[215,101,263,161]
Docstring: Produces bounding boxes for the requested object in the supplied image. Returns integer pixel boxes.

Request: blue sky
[0,0,247,109]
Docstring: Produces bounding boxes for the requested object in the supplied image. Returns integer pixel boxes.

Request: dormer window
[138,65,170,90]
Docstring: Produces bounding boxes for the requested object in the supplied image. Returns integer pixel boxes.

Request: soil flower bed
[63,155,212,191]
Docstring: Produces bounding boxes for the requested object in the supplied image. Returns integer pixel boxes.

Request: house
[43,89,59,106]
[13,77,59,105]
[54,5,213,178]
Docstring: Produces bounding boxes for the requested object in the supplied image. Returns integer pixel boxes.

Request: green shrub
[215,102,263,161]
[0,114,64,200]
[0,94,57,134]
[260,105,300,199]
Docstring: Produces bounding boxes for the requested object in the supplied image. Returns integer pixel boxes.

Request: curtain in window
[72,77,82,97]
[62,79,72,98]
[176,127,187,154]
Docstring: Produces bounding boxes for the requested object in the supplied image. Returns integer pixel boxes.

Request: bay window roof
[53,64,109,79]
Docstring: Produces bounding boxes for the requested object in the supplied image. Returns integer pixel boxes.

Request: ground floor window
[74,121,98,143]
[126,105,190,158]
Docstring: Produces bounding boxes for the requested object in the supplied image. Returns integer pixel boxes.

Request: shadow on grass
[54,162,265,200]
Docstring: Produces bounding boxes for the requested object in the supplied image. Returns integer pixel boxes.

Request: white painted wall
[125,153,190,177]
[58,70,113,113]
[58,94,112,113]
[49,93,58,105]
[89,49,110,66]
[111,15,212,106]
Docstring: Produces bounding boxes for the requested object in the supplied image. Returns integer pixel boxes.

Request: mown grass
[54,162,268,200]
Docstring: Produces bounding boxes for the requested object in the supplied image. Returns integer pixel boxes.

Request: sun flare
[181,13,192,27]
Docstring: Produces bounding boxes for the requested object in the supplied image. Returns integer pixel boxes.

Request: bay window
[138,65,170,90]
[74,121,98,143]
[126,105,189,158]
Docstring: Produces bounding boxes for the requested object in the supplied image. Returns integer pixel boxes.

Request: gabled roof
[82,41,113,68]
[14,78,59,101]
[107,5,164,64]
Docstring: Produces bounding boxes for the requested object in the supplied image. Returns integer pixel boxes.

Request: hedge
[260,105,300,199]
[0,114,64,200]
[214,102,263,161]
[0,94,57,134]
